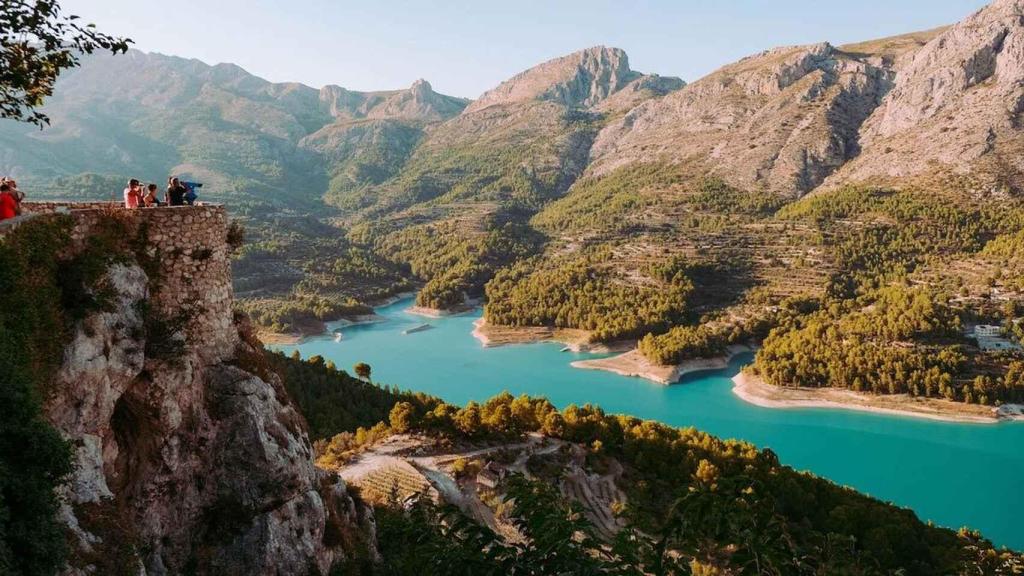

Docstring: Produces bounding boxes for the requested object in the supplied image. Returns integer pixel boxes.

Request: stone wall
[16,202,374,574]
[2,202,237,362]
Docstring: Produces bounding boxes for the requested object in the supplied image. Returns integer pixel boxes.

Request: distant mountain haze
[4,2,1021,207]
[0,50,467,210]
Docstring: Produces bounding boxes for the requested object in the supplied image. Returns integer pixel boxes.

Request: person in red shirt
[0,183,19,220]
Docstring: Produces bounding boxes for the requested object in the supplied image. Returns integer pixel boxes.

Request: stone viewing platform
[0,202,237,362]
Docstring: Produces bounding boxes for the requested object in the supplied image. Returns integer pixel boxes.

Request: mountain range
[3,0,1024,341]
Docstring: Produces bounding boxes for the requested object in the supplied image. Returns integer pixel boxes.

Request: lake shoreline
[472,318,751,384]
[271,297,1024,428]
[471,318,628,353]
[730,372,1024,424]
[255,291,418,345]
[258,313,386,346]
[406,297,483,319]
[275,296,1024,549]
[570,344,752,385]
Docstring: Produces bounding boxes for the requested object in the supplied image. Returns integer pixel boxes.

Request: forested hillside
[276,354,1023,575]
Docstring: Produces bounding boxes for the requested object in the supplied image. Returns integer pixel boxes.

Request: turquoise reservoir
[274,298,1024,549]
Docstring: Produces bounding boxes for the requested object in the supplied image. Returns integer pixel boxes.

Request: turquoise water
[275,298,1024,549]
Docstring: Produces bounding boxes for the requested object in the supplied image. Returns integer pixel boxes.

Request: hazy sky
[64,0,988,98]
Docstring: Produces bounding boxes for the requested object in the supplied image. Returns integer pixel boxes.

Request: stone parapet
[1,202,237,363]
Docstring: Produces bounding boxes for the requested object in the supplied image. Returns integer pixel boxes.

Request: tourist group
[124,177,203,208]
[0,176,206,223]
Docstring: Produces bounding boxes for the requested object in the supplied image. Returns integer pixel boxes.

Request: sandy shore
[730,372,1018,424]
[406,298,482,319]
[370,291,417,308]
[570,344,751,385]
[471,318,628,353]
[258,313,386,346]
[256,330,306,346]
[331,313,387,328]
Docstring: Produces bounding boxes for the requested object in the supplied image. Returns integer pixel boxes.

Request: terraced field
[333,434,636,543]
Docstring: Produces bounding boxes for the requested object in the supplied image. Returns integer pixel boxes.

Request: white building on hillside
[975,325,1003,338]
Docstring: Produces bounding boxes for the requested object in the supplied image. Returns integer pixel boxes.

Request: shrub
[0,217,76,574]
[226,220,245,251]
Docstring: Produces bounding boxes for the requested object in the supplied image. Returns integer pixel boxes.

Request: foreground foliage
[1,0,131,126]
[294,357,1022,574]
[0,219,76,575]
[267,351,431,441]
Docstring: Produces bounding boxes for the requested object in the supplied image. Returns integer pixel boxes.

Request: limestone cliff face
[31,204,374,576]
[823,0,1024,190]
[464,46,644,114]
[588,42,898,195]
[318,79,468,123]
[585,0,1024,197]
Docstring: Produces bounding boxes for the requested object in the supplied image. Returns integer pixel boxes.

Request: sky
[64,0,989,99]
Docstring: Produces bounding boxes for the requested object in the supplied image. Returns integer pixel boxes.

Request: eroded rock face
[464,46,642,114]
[318,80,468,124]
[824,0,1024,189]
[49,264,374,575]
[589,42,896,195]
[593,74,686,116]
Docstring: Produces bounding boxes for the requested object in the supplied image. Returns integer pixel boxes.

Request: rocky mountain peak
[587,39,898,195]
[410,78,433,96]
[367,78,468,122]
[865,0,1024,138]
[316,79,466,123]
[823,0,1024,189]
[464,45,641,113]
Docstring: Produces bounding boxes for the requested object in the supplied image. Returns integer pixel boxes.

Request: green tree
[354,361,372,381]
[1,1,131,126]
[389,401,415,434]
[0,219,77,575]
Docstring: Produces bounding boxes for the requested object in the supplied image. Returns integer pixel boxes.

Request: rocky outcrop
[823,0,1024,190]
[366,79,469,122]
[594,74,685,115]
[319,80,468,123]
[40,207,375,575]
[464,46,642,114]
[305,80,469,207]
[588,42,898,195]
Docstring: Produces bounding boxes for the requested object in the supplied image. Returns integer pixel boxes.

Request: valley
[6,0,1024,572]
[273,297,1024,550]
[11,2,1024,421]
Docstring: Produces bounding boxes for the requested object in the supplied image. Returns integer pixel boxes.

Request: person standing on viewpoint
[3,178,24,202]
[123,179,143,209]
[142,184,161,207]
[0,183,19,220]
[2,178,25,214]
[165,177,187,206]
